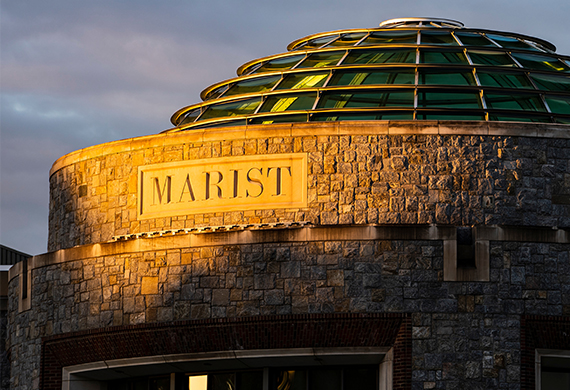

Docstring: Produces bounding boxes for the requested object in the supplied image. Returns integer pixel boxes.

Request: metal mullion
[321,70,335,88]
[507,52,524,68]
[311,90,322,111]
[319,34,341,49]
[252,96,265,115]
[483,34,502,48]
[269,74,286,92]
[417,30,421,45]
[415,48,420,65]
[354,32,370,46]
[451,31,464,46]
[336,50,351,66]
[539,93,553,113]
[290,54,308,70]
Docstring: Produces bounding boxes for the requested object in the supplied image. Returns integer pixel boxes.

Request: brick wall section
[39,314,409,390]
[48,134,570,251]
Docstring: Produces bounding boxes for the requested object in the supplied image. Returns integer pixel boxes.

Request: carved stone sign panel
[138,153,307,219]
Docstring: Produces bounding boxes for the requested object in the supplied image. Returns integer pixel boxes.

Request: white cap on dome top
[379,17,464,28]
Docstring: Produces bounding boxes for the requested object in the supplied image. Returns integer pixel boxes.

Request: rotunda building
[6,18,570,390]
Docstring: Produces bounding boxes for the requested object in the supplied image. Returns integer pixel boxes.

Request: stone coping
[9,224,569,282]
[50,121,570,177]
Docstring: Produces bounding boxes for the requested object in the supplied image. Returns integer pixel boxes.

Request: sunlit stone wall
[48,121,570,251]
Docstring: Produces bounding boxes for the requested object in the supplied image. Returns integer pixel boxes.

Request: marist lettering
[138,153,307,219]
[151,166,292,205]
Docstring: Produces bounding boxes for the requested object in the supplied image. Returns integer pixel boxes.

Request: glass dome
[169,18,570,131]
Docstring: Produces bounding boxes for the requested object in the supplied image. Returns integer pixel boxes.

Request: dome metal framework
[169,18,570,132]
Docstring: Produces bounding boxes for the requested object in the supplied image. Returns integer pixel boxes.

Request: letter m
[152,176,172,205]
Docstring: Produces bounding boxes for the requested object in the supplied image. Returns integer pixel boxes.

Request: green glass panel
[555,117,570,124]
[510,52,570,72]
[249,114,308,124]
[420,50,468,64]
[317,91,414,108]
[179,108,201,125]
[297,51,345,68]
[420,31,458,46]
[224,75,281,97]
[325,32,367,47]
[358,30,417,45]
[194,119,247,129]
[530,73,570,91]
[312,112,413,121]
[419,70,476,85]
[303,35,339,49]
[455,32,497,47]
[329,69,414,86]
[275,72,329,90]
[241,62,263,75]
[259,93,317,112]
[254,55,305,73]
[343,49,416,64]
[477,71,534,89]
[204,84,229,100]
[486,34,539,51]
[417,113,485,120]
[418,91,481,108]
[200,97,261,120]
[545,95,570,115]
[488,114,552,123]
[468,50,517,67]
[485,93,546,111]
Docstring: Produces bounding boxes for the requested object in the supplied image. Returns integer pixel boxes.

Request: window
[536,350,570,390]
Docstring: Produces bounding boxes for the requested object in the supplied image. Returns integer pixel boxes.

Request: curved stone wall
[48,121,570,251]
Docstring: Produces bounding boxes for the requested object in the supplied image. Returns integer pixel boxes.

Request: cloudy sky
[1,0,569,255]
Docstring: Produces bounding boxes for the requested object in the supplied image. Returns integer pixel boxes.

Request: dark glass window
[275,72,329,90]
[179,108,202,125]
[250,114,308,124]
[485,93,546,111]
[343,49,416,64]
[358,30,417,45]
[225,76,281,97]
[303,35,339,49]
[417,113,485,120]
[488,114,552,123]
[485,34,539,51]
[418,69,476,85]
[254,55,306,73]
[420,31,458,46]
[510,53,570,72]
[418,91,482,109]
[420,50,468,64]
[477,71,534,89]
[545,95,570,115]
[455,32,497,47]
[468,50,517,67]
[204,85,230,100]
[259,93,317,112]
[325,32,367,47]
[329,69,414,86]
[297,51,345,68]
[200,98,261,120]
[312,112,413,121]
[530,73,570,92]
[317,91,414,108]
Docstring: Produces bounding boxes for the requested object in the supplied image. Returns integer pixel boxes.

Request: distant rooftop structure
[0,244,30,266]
[169,18,570,131]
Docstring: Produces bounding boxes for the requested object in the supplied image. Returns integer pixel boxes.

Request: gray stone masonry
[7,238,570,389]
[48,134,570,251]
